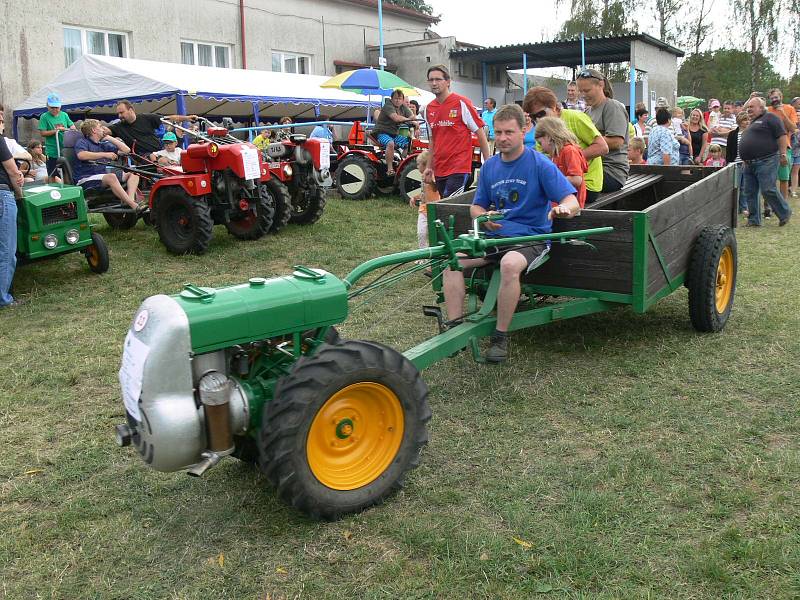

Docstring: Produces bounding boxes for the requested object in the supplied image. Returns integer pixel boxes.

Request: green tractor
[17,183,109,274]
[116,165,740,520]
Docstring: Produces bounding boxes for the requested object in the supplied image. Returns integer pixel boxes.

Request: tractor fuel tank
[173,267,348,354]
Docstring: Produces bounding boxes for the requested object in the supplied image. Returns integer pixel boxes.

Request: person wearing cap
[421,64,490,198]
[105,100,197,156]
[150,132,183,167]
[576,68,629,194]
[706,99,722,129]
[38,93,76,182]
[645,96,670,132]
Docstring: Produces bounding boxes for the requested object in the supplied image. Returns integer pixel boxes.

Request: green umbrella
[677,96,705,110]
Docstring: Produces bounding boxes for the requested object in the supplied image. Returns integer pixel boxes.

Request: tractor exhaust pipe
[187,451,222,477]
[187,371,235,477]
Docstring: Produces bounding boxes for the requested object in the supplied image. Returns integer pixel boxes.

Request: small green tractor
[17,183,109,274]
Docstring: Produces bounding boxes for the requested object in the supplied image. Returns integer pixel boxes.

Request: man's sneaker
[764,208,772,219]
[779,216,791,226]
[485,335,508,363]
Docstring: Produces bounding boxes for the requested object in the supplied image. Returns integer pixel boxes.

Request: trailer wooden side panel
[430,198,635,294]
[644,165,737,296]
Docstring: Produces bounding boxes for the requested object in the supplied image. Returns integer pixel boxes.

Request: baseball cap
[162,132,178,142]
[709,99,721,108]
[656,97,669,108]
[46,93,62,108]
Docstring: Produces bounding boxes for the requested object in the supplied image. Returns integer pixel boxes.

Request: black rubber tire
[84,231,110,274]
[335,155,377,200]
[103,211,139,230]
[258,339,431,520]
[265,179,292,233]
[687,225,737,332]
[225,183,275,240]
[398,160,423,204]
[154,189,214,255]
[289,184,326,225]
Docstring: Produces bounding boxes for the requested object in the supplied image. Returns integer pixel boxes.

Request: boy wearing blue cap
[38,93,76,181]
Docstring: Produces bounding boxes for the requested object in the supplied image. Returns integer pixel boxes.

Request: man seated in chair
[442,104,580,363]
[372,89,417,176]
[73,119,141,211]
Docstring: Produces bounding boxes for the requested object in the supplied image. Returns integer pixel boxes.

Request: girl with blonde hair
[534,116,588,207]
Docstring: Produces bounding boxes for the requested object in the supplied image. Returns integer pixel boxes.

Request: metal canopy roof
[449,34,684,69]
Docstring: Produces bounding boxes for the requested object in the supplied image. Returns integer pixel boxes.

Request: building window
[181,40,231,68]
[272,51,310,74]
[63,26,128,67]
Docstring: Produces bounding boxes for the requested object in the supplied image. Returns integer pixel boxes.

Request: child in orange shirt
[534,116,588,208]
[410,150,441,248]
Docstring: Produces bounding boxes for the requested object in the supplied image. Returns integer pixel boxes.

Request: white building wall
[1,0,432,139]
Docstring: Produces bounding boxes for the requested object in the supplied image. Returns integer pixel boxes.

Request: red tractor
[333,122,482,203]
[149,119,328,255]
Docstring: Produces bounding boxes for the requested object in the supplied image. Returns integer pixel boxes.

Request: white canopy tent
[13,55,433,137]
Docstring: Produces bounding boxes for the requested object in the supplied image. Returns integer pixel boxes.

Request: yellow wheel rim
[307,382,404,490]
[87,245,100,267]
[715,246,734,313]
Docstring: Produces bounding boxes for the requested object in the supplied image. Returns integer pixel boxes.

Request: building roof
[449,34,684,69]
[335,0,439,24]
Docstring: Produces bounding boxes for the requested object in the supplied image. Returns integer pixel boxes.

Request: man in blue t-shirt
[442,103,579,363]
[73,119,141,210]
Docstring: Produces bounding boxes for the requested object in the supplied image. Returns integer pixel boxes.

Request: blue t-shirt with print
[72,137,118,182]
[474,148,576,238]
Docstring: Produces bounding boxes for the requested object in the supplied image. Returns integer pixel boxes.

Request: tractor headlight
[282,164,293,178]
[65,229,80,245]
[43,234,58,249]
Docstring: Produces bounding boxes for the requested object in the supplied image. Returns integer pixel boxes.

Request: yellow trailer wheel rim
[715,246,734,313]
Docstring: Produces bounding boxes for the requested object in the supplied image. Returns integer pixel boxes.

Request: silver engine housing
[120,295,248,472]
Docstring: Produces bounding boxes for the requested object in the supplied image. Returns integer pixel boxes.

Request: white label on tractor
[318,141,330,169]
[119,331,150,422]
[133,309,149,332]
[27,186,55,193]
[240,146,261,181]
[49,190,62,200]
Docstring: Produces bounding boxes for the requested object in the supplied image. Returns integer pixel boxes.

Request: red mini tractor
[333,122,483,202]
[149,119,327,255]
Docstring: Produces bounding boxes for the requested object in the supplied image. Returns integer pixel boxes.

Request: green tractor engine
[116,266,430,519]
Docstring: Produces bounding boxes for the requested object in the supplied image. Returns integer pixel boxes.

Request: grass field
[1,192,799,599]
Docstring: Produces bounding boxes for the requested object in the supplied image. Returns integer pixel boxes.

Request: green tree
[732,0,779,91]
[678,48,785,100]
[384,0,434,15]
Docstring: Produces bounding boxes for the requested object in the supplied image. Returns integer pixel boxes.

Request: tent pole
[522,53,527,97]
[176,93,189,148]
[252,101,260,141]
[481,62,488,104]
[629,63,636,123]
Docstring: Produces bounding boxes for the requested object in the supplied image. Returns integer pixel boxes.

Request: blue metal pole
[581,33,586,68]
[629,63,636,123]
[176,93,189,149]
[378,1,385,71]
[481,62,488,103]
[252,102,260,141]
[522,53,528,97]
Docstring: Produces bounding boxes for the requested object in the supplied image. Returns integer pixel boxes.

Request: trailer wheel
[398,160,423,204]
[154,189,213,255]
[265,179,292,233]
[225,184,275,240]
[258,339,430,520]
[289,184,326,225]
[103,211,139,230]
[335,155,376,200]
[84,231,109,274]
[688,225,737,332]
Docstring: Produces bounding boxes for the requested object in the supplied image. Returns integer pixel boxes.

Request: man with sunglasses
[576,68,629,195]
[522,86,608,203]
[421,64,490,198]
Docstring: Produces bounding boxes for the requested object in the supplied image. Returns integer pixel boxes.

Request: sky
[426,0,794,78]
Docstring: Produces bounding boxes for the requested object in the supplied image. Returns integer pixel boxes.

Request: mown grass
[1,193,798,599]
